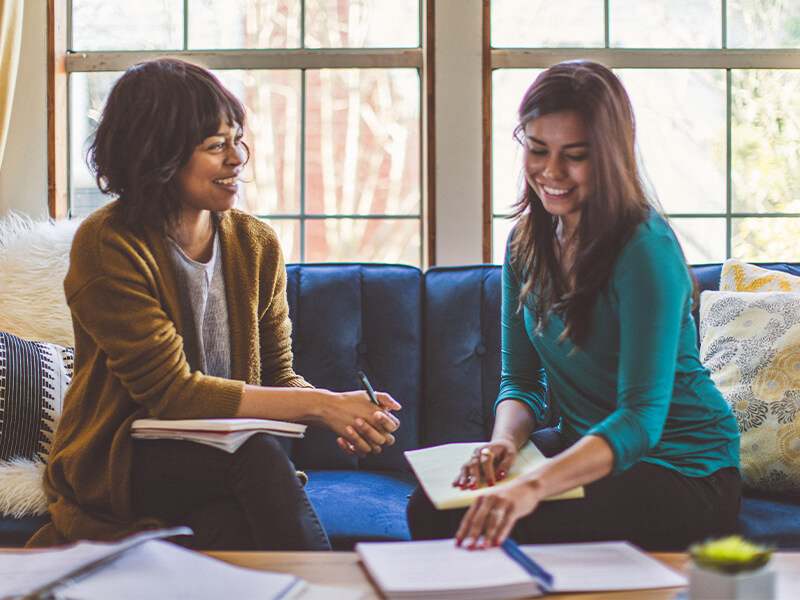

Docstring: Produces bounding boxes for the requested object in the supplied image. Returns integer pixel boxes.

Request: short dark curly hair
[88,58,248,231]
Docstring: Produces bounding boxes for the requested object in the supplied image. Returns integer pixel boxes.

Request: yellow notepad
[404,441,584,509]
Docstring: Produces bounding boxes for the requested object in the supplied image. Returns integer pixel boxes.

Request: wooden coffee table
[206,550,795,599]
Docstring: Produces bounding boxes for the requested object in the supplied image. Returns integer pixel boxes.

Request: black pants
[407,428,742,551]
[131,434,330,551]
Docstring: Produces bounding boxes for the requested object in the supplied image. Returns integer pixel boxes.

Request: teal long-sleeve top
[497,212,739,477]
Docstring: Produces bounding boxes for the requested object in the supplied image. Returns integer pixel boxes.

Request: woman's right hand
[453,439,518,490]
[319,390,401,458]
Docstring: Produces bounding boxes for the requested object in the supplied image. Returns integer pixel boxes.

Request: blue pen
[501,538,553,594]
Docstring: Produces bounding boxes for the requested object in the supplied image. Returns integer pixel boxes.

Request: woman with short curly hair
[30,58,400,550]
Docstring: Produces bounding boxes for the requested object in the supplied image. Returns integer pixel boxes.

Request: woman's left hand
[454,476,543,549]
[454,435,615,549]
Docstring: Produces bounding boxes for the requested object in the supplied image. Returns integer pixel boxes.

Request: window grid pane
[489,0,800,264]
[187,0,302,50]
[727,0,800,49]
[304,0,419,49]
[66,0,423,266]
[71,1,183,51]
[610,0,721,49]
[491,0,604,48]
[731,69,800,215]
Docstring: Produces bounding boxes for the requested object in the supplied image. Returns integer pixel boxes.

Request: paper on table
[404,441,583,509]
[522,541,687,591]
[62,540,304,600]
[0,527,192,599]
[0,537,303,600]
[356,538,541,600]
[356,538,687,600]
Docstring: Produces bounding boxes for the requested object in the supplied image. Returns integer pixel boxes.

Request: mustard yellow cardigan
[29,203,308,546]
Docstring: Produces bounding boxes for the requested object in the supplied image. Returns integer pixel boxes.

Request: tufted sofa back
[284,264,509,474]
[285,264,423,474]
[421,266,503,446]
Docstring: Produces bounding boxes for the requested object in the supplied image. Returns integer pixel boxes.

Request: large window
[489,0,800,264]
[53,1,800,265]
[65,0,424,265]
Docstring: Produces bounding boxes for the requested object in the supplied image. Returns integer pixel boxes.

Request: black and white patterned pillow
[0,330,74,463]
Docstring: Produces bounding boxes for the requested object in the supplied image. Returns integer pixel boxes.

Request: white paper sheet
[522,541,687,591]
[0,536,302,600]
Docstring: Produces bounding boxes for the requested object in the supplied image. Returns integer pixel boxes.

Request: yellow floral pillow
[720,259,800,293]
[699,290,800,496]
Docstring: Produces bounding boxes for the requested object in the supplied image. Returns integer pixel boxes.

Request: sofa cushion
[721,259,800,292]
[0,330,73,463]
[740,492,800,549]
[422,266,503,446]
[699,291,800,496]
[0,514,50,547]
[0,330,73,518]
[690,263,800,343]
[285,264,423,473]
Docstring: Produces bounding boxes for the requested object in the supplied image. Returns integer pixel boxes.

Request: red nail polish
[496,470,506,480]
[488,478,495,486]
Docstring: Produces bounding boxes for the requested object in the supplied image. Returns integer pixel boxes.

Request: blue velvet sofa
[3,262,800,550]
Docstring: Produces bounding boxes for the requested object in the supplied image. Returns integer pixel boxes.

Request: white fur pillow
[0,213,81,347]
[0,459,48,517]
[0,213,80,517]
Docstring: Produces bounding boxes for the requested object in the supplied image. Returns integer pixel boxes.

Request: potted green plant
[688,536,774,600]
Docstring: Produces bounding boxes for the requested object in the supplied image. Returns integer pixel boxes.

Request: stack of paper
[356,539,687,600]
[131,417,307,453]
[357,539,542,600]
[0,528,303,600]
[404,441,583,509]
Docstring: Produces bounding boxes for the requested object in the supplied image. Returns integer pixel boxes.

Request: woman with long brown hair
[407,60,740,551]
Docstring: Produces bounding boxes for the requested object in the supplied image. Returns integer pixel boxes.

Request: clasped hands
[332,390,401,458]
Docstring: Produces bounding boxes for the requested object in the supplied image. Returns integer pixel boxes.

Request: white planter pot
[688,563,774,600]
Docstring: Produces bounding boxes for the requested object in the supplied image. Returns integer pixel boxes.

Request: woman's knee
[407,487,462,540]
[183,499,256,551]
[228,433,307,502]
[232,433,295,475]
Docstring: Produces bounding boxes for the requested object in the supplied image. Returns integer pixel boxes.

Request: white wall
[0,0,49,219]
[0,1,486,264]
[432,0,483,265]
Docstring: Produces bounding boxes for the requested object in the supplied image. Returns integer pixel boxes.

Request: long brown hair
[509,60,651,348]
